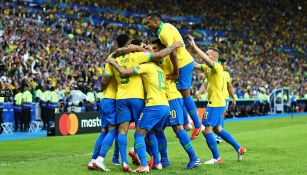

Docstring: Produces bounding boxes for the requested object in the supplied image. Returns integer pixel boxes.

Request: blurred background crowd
[0,0,306,122]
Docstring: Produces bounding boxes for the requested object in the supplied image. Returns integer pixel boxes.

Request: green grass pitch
[1,116,307,175]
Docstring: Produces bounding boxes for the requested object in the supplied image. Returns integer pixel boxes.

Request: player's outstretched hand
[172,41,184,49]
[187,35,196,48]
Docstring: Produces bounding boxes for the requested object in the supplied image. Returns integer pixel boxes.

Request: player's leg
[216,99,228,143]
[90,99,108,170]
[173,125,200,169]
[216,110,225,144]
[115,99,133,171]
[155,129,169,167]
[127,98,145,167]
[168,98,200,168]
[146,131,160,168]
[118,122,130,171]
[89,128,107,170]
[133,106,168,173]
[96,99,120,167]
[112,130,120,165]
[133,127,149,173]
[213,125,247,161]
[177,62,201,139]
[94,125,117,171]
[183,107,192,131]
[202,107,222,164]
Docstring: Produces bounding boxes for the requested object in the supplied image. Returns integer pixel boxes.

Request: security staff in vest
[35,85,43,102]
[47,86,58,129]
[22,85,32,132]
[41,85,50,130]
[14,88,23,131]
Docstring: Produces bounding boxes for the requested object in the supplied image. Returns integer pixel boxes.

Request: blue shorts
[100,99,117,128]
[165,99,184,126]
[116,98,144,124]
[177,61,194,90]
[202,106,225,127]
[225,99,230,111]
[138,105,170,131]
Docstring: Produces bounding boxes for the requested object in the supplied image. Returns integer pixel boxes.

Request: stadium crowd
[0,0,306,124]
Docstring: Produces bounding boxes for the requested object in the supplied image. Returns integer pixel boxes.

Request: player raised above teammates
[146,11,202,140]
[216,58,237,144]
[188,35,247,164]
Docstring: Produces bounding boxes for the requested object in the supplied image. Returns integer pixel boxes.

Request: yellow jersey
[160,56,182,101]
[134,62,169,106]
[112,52,151,100]
[201,63,226,107]
[157,22,194,68]
[104,63,118,99]
[222,71,231,99]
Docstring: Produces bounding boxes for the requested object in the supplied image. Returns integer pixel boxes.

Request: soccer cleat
[147,156,154,168]
[87,159,96,170]
[129,148,140,166]
[185,158,201,169]
[216,136,223,144]
[93,157,110,172]
[112,156,120,166]
[190,127,201,140]
[151,163,163,170]
[123,163,132,172]
[132,165,150,173]
[204,157,223,165]
[160,158,170,167]
[238,147,247,161]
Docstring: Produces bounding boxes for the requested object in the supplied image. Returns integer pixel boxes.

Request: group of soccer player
[87,11,247,173]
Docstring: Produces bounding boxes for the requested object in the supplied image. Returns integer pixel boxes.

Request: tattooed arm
[107,59,136,76]
[112,45,147,58]
[150,41,183,62]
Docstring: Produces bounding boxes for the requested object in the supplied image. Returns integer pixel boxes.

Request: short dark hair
[151,38,165,48]
[147,11,162,20]
[208,47,222,59]
[219,58,226,64]
[116,34,130,48]
[130,38,143,46]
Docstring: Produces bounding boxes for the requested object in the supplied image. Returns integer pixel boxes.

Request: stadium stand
[0,0,306,125]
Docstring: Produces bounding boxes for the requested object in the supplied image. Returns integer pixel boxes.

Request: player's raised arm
[188,35,214,67]
[107,58,136,76]
[151,41,183,61]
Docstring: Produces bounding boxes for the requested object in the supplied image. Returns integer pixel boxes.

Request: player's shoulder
[223,70,230,76]
[164,23,177,30]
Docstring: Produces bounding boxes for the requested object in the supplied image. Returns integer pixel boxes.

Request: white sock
[96,156,104,162]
